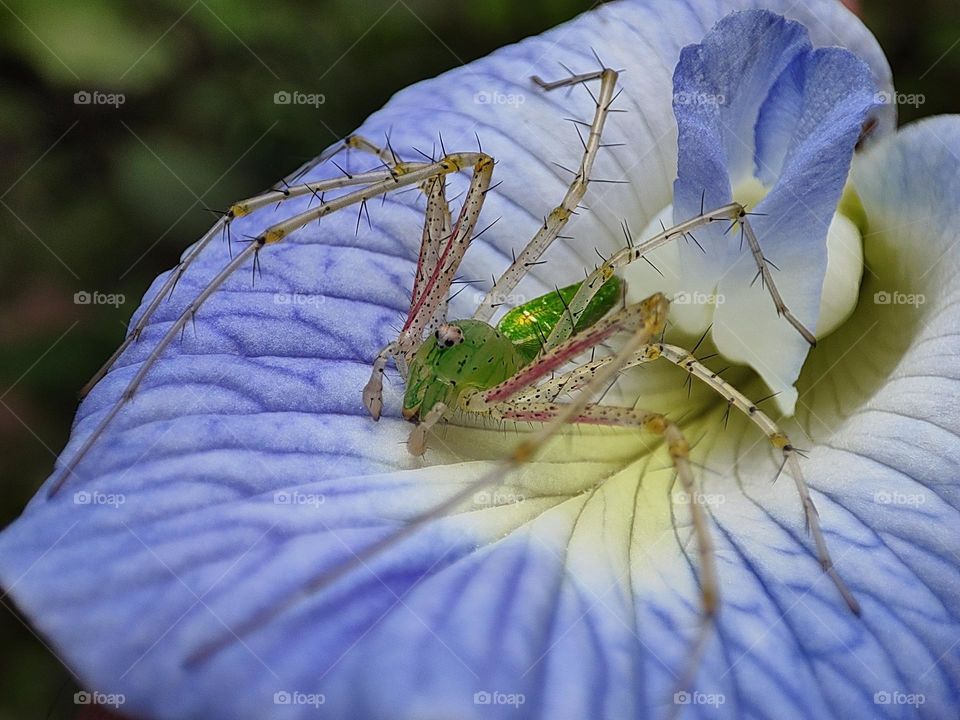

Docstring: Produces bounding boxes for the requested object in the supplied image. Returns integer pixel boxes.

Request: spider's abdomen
[497,277,623,362]
[402,320,524,421]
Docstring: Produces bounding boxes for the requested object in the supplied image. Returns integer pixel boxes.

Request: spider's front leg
[362,153,494,420]
[80,134,408,400]
[649,342,860,614]
[53,151,488,497]
[509,332,861,616]
[545,205,818,349]
[473,66,621,323]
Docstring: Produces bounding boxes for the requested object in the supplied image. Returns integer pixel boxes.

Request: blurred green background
[0,0,955,717]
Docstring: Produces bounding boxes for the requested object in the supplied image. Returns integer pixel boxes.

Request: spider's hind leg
[651,342,860,614]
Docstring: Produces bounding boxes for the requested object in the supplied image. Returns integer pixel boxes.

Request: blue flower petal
[676,11,811,188]
[712,46,878,413]
[753,52,808,186]
[3,3,941,720]
[669,11,812,331]
[669,12,878,413]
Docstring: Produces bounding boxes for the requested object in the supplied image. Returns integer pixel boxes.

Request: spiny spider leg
[739,214,817,346]
[362,341,401,422]
[413,174,452,333]
[185,292,670,668]
[469,294,668,410]
[649,342,860,614]
[473,67,620,323]
[506,340,860,615]
[544,204,818,349]
[280,132,384,186]
[51,152,492,497]
[508,346,653,403]
[402,158,493,332]
[493,398,717,717]
[363,155,494,419]
[79,136,413,399]
[406,401,449,455]
[343,133,401,168]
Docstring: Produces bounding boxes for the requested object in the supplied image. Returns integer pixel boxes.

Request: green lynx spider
[50,67,859,700]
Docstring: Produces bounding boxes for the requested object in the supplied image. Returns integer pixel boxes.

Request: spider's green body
[402,277,622,420]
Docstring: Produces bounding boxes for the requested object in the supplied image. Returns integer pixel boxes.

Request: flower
[625,10,879,415]
[2,2,958,719]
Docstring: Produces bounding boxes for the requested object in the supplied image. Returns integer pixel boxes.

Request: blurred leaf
[1,0,182,89]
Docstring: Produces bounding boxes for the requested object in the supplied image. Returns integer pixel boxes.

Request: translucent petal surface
[4,4,947,720]
[712,47,877,413]
[670,14,878,412]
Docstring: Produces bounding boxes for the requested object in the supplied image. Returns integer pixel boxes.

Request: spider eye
[434,330,440,339]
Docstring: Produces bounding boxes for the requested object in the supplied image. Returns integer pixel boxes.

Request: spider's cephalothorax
[402,320,522,422]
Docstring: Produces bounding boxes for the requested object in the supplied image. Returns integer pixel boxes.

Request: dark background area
[0,1,955,717]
